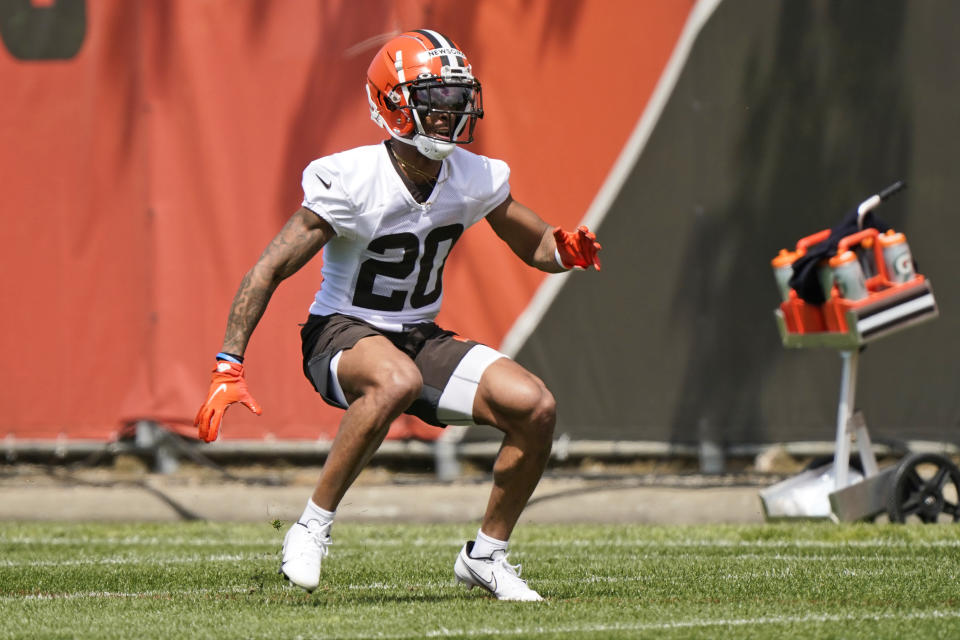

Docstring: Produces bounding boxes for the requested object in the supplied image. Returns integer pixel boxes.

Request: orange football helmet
[366,29,483,160]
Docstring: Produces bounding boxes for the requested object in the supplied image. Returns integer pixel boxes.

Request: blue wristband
[216,352,244,364]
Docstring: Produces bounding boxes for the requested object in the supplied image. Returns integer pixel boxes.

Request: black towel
[787,208,890,304]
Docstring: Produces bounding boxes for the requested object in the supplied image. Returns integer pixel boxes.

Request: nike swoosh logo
[465,562,497,593]
[206,383,228,404]
[315,173,331,189]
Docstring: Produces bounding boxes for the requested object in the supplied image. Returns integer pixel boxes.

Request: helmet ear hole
[391,113,414,136]
[371,85,414,136]
[385,100,413,135]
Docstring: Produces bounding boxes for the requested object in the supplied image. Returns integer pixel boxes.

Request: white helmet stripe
[394,49,425,135]
[423,29,453,50]
[394,49,406,83]
[415,29,462,68]
[394,48,416,126]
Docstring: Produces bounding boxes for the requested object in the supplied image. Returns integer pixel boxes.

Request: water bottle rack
[761,186,955,523]
[775,226,938,349]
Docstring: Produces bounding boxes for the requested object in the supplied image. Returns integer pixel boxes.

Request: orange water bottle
[877,230,915,283]
[829,250,868,300]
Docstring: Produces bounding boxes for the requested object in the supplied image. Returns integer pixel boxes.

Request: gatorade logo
[894,253,913,275]
[0,0,86,60]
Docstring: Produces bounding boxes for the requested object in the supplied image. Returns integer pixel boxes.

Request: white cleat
[279,520,331,592]
[453,541,543,602]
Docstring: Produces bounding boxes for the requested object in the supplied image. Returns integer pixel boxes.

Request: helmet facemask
[409,77,482,140]
[387,74,482,160]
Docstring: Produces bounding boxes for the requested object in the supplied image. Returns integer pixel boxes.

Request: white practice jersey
[301,143,510,331]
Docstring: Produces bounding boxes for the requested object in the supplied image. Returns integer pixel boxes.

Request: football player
[195,29,601,602]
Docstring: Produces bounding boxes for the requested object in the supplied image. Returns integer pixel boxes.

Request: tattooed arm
[220,207,335,356]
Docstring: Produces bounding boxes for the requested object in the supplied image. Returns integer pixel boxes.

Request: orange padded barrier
[0,0,692,441]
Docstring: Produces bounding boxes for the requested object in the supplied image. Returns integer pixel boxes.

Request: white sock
[470,528,508,559]
[299,498,335,527]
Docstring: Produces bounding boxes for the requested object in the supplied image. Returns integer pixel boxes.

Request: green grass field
[2,520,959,639]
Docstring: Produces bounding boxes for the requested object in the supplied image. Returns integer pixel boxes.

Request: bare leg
[309,336,422,511]
[471,358,556,541]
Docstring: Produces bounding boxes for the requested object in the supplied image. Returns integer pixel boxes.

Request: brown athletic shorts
[300,313,499,427]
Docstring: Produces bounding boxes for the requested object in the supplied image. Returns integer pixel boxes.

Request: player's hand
[553,225,602,271]
[194,361,262,442]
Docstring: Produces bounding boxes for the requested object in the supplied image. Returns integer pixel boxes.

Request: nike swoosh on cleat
[464,561,497,593]
[315,173,331,189]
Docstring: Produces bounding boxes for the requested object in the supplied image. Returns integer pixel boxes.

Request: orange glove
[553,225,602,271]
[194,361,262,442]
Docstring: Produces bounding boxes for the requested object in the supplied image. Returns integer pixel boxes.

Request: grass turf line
[1,521,959,639]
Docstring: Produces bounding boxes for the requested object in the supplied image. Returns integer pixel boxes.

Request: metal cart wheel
[886,453,960,523]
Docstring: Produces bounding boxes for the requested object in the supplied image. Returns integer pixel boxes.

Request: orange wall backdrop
[0,0,692,441]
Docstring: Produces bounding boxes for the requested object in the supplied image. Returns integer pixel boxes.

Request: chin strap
[413,135,455,160]
[380,127,456,161]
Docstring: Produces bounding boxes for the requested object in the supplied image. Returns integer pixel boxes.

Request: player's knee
[514,380,556,442]
[368,360,422,411]
[531,387,557,441]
